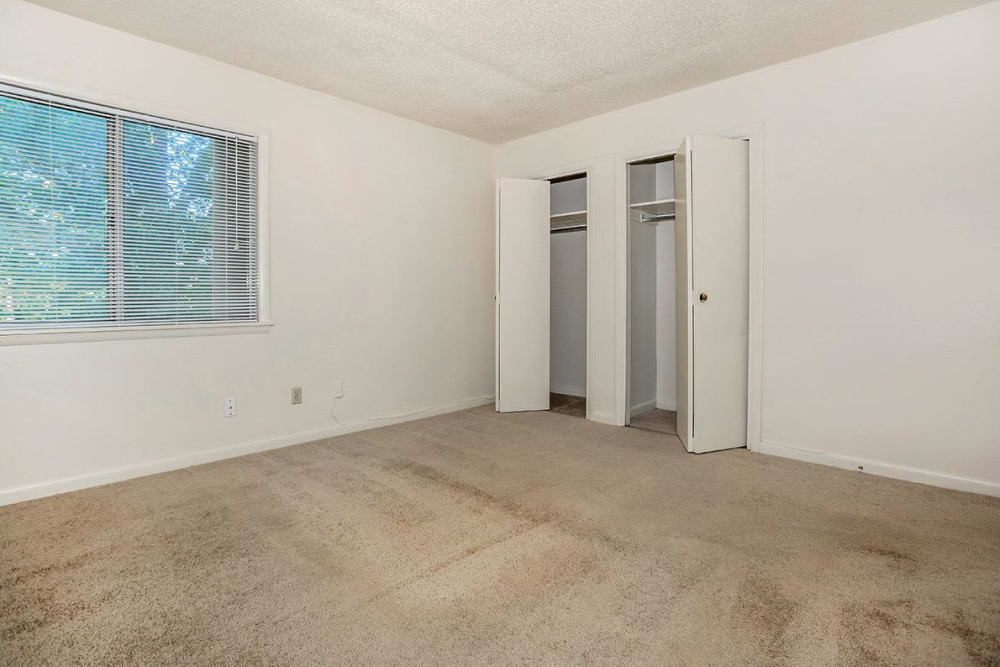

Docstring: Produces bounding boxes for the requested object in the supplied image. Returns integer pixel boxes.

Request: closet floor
[629,408,677,435]
[549,393,586,419]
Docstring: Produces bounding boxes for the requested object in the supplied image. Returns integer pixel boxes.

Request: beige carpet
[2,406,999,665]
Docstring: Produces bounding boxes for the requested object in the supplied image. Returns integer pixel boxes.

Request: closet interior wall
[549,175,588,399]
[629,158,676,416]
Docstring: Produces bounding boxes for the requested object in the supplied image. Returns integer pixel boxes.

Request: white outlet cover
[224,397,237,417]
[332,380,344,399]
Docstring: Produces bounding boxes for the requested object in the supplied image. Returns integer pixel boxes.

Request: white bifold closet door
[675,136,749,453]
[495,177,550,412]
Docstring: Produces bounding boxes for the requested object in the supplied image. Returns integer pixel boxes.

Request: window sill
[0,321,274,346]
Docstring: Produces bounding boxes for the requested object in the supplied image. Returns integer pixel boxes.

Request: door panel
[674,140,692,447]
[496,177,550,412]
[676,136,749,452]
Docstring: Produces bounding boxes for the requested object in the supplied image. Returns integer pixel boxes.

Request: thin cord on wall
[329,396,493,428]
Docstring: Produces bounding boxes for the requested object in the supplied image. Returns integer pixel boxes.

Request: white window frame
[0,72,272,345]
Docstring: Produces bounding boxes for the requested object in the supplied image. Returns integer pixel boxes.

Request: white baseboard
[656,400,676,411]
[588,410,615,425]
[1,395,494,507]
[756,439,1000,498]
[629,398,657,417]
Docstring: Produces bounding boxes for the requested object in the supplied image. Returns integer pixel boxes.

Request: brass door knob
[699,292,708,302]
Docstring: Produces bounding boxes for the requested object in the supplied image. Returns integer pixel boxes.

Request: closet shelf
[550,210,587,229]
[629,198,676,217]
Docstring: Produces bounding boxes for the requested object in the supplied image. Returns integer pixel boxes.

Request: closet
[494,172,588,417]
[628,157,677,435]
[624,136,749,453]
[549,174,587,418]
[496,134,748,452]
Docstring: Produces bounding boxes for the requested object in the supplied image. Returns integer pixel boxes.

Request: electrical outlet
[224,397,237,417]
[332,380,344,399]
[291,386,303,405]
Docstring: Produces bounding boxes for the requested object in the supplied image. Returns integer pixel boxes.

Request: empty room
[1,0,999,664]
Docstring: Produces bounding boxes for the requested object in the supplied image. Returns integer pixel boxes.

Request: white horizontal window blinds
[0,83,259,330]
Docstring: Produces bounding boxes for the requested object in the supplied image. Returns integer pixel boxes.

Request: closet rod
[551,224,587,234]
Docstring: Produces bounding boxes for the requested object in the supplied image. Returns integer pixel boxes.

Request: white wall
[629,220,657,413]
[655,222,676,411]
[630,161,673,204]
[550,176,586,215]
[0,0,495,504]
[549,177,588,397]
[550,231,587,396]
[630,161,675,415]
[653,161,677,412]
[497,2,1000,495]
[630,219,676,415]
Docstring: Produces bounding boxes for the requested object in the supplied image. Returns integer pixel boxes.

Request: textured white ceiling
[26,0,987,143]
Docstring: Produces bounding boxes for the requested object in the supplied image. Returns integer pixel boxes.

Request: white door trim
[613,123,764,451]
[511,159,598,421]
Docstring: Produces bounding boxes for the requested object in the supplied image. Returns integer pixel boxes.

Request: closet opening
[620,134,750,452]
[627,154,678,436]
[549,172,588,419]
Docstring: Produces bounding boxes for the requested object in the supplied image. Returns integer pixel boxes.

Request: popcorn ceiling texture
[23,0,988,142]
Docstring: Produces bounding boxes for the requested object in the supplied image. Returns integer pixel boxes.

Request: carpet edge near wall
[0,395,495,507]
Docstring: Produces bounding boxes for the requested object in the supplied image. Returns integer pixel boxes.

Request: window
[0,82,260,332]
